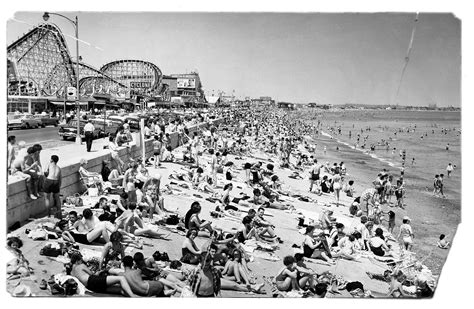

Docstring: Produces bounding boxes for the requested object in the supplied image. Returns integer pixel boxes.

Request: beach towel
[250,250,280,262]
[80,248,102,262]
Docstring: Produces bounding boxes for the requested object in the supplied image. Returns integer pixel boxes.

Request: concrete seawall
[6,118,224,229]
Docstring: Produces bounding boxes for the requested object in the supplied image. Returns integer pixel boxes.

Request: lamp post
[43,12,82,144]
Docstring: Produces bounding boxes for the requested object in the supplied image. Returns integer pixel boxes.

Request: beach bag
[40,244,62,257]
[165,215,180,225]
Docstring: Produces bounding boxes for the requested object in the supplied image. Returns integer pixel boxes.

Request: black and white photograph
[2,1,470,304]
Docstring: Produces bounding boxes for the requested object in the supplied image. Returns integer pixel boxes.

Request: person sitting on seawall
[79,159,105,193]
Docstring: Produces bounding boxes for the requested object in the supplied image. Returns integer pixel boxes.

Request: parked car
[8,113,41,130]
[107,115,139,132]
[58,119,104,141]
[90,118,123,137]
[33,114,60,127]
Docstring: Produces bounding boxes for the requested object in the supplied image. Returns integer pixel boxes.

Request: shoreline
[302,117,460,276]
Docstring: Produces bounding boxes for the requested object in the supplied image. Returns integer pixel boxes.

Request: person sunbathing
[328,223,345,247]
[236,216,261,243]
[181,229,202,265]
[120,255,170,297]
[58,214,110,245]
[192,167,217,194]
[7,237,33,277]
[143,177,167,218]
[221,249,255,287]
[220,183,239,211]
[302,226,335,264]
[68,251,136,297]
[79,159,104,193]
[115,202,167,239]
[275,256,300,292]
[368,228,394,257]
[99,231,125,271]
[332,234,359,261]
[184,201,214,236]
[294,253,318,290]
[252,207,278,240]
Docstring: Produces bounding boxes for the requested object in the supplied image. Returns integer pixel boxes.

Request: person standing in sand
[446,163,454,178]
[397,216,414,251]
[43,155,62,218]
[360,188,378,214]
[308,159,321,193]
[332,171,342,206]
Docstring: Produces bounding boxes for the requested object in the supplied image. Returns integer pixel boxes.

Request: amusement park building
[7,23,206,113]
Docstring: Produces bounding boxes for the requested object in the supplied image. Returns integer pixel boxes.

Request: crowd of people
[6,106,441,298]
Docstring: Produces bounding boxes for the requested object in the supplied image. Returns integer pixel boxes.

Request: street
[8,125,72,149]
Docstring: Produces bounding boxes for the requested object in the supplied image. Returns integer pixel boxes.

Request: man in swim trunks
[43,155,62,218]
[308,159,321,193]
[120,255,167,297]
[69,251,136,297]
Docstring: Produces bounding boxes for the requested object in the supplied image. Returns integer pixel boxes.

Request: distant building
[160,75,178,101]
[307,103,332,109]
[277,102,295,109]
[170,72,205,104]
[251,96,275,107]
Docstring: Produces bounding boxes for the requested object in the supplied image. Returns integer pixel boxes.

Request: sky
[7,12,460,106]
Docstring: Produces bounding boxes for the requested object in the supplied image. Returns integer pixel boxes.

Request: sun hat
[403,216,411,221]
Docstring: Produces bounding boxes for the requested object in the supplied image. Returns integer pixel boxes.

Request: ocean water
[318,110,461,190]
[297,109,461,274]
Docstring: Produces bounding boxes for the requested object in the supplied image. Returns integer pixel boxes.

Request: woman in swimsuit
[185,202,214,236]
[100,231,125,271]
[180,229,202,265]
[332,171,342,206]
[221,249,255,287]
[369,228,393,257]
[57,218,110,245]
[302,226,335,264]
[220,183,239,211]
[143,177,165,218]
[192,168,216,194]
[275,256,300,292]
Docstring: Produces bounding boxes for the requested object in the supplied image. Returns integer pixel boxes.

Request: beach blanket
[80,248,102,262]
